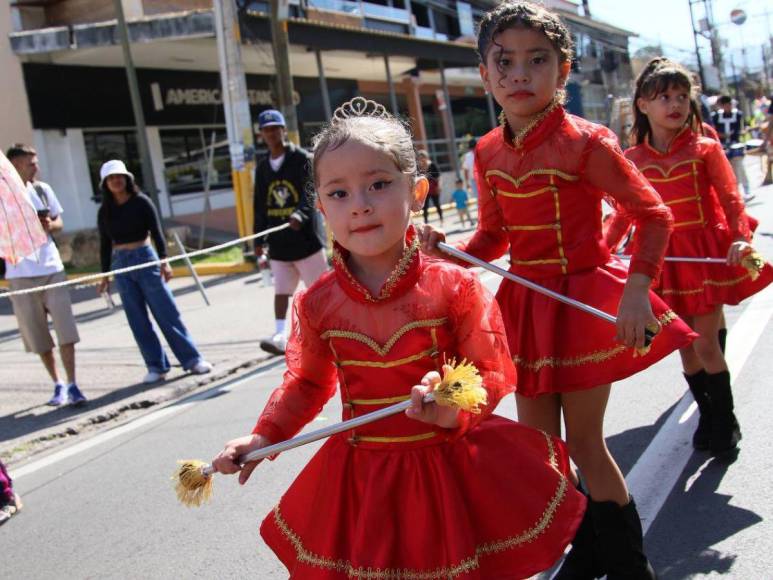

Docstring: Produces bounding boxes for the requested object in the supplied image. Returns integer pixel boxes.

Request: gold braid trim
[321,318,448,357]
[484,170,579,190]
[269,430,569,579]
[639,158,703,178]
[661,273,754,296]
[332,237,420,302]
[514,311,678,371]
[338,348,436,368]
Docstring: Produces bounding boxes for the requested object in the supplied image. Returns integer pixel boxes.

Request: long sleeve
[97,208,113,273]
[456,155,510,264]
[446,271,516,438]
[252,291,338,444]
[140,195,167,259]
[584,131,672,279]
[703,141,751,241]
[603,211,633,253]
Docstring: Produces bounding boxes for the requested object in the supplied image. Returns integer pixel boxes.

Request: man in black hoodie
[254,110,327,355]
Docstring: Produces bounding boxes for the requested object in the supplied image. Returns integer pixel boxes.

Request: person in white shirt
[5,144,86,407]
[461,138,478,217]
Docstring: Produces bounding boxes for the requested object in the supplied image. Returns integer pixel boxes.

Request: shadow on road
[647,452,761,579]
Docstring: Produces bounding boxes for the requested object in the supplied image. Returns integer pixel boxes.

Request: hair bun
[333,97,389,122]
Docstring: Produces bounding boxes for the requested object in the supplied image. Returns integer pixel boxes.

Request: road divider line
[626,284,773,534]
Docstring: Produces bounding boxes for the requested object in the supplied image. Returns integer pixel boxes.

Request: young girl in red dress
[420,3,697,578]
[605,58,772,457]
[211,99,586,579]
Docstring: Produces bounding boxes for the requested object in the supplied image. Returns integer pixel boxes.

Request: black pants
[423,194,443,223]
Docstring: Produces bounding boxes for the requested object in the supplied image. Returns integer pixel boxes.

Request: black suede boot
[591,497,656,580]
[705,370,742,455]
[684,370,711,451]
[718,328,728,355]
[554,486,603,579]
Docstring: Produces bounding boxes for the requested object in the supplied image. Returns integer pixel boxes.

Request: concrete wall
[0,7,34,148]
[43,0,209,26]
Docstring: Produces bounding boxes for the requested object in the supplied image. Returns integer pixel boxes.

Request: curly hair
[631,57,703,145]
[476,1,574,64]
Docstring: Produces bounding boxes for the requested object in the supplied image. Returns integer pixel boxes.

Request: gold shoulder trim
[321,318,448,357]
[269,429,569,579]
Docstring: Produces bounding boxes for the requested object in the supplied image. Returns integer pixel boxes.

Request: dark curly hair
[631,57,703,145]
[476,1,574,64]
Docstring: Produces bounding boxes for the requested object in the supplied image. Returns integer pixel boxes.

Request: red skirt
[496,258,697,397]
[656,227,773,317]
[260,416,585,579]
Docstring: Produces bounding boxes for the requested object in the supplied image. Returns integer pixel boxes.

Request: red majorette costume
[609,128,773,317]
[253,227,585,579]
[458,104,696,397]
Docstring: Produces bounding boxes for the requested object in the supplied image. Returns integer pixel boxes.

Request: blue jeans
[112,246,203,373]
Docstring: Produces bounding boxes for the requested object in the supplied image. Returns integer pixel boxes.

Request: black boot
[591,496,656,580]
[554,486,603,579]
[718,328,728,354]
[684,370,711,451]
[705,370,742,455]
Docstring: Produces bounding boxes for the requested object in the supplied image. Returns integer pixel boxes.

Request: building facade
[6,0,635,236]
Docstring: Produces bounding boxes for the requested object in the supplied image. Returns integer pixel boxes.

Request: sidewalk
[0,210,477,465]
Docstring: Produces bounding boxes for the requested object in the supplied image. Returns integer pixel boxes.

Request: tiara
[332,97,390,122]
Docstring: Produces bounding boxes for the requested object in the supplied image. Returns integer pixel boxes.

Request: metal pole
[486,92,497,129]
[384,54,399,115]
[315,49,333,120]
[172,231,211,306]
[271,0,300,144]
[112,0,161,219]
[439,62,460,178]
[688,0,707,90]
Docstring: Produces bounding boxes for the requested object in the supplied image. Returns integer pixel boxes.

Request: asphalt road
[2,164,772,579]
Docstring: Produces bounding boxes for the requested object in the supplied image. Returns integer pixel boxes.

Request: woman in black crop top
[96,160,212,383]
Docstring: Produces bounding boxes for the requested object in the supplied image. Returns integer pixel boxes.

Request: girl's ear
[558,60,571,87]
[315,196,326,216]
[479,63,492,94]
[636,97,648,116]
[412,176,430,212]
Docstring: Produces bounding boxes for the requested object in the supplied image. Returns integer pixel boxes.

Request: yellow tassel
[741,250,764,282]
[433,358,488,414]
[173,460,213,507]
[633,321,662,357]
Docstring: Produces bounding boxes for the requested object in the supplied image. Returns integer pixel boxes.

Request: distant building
[6,0,635,235]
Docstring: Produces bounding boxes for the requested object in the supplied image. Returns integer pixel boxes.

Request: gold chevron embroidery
[321,318,447,357]
[639,158,703,181]
[269,428,569,579]
[485,169,579,190]
[338,348,436,368]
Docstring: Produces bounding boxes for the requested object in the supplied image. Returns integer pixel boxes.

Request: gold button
[348,435,359,446]
[342,402,353,411]
[560,258,568,266]
[553,222,561,230]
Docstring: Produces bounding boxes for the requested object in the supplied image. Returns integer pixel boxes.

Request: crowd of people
[2,5,772,578]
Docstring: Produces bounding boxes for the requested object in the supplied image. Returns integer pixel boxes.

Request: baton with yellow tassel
[437,242,659,347]
[174,360,486,507]
[616,252,766,282]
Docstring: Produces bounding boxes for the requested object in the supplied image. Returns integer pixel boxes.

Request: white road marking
[626,283,773,534]
[10,366,276,480]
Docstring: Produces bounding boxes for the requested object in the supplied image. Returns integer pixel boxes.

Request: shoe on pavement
[190,360,213,375]
[143,371,167,384]
[743,193,756,203]
[260,333,287,356]
[0,494,22,526]
[67,383,88,406]
[47,383,67,407]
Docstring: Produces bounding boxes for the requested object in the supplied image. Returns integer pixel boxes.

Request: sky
[587,0,772,75]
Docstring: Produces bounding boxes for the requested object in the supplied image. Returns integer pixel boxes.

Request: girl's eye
[497,58,512,69]
[326,190,347,199]
[531,56,546,65]
[659,94,669,101]
[371,180,391,191]
[677,94,688,101]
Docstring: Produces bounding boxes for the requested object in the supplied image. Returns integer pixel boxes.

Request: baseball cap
[258,109,286,129]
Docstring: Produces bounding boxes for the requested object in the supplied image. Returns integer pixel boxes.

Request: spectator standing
[461,137,478,199]
[712,95,753,202]
[417,150,443,225]
[0,459,22,525]
[451,178,474,227]
[253,110,328,356]
[5,144,86,407]
[95,160,213,383]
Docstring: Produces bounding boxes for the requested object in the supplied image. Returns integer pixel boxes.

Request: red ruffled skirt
[496,258,697,397]
[656,226,773,317]
[261,416,585,579]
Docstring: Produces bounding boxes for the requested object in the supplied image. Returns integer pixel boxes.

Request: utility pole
[112,0,161,216]
[688,0,707,89]
[270,0,300,144]
[213,0,255,239]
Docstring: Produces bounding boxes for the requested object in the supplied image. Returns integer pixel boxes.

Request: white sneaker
[260,333,287,356]
[143,371,167,384]
[191,360,213,375]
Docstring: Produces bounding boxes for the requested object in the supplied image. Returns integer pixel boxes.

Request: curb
[0,353,279,465]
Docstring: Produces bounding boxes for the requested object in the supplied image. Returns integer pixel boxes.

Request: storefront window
[159,128,233,196]
[84,131,144,201]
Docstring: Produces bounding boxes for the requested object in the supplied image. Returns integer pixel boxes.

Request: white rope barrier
[0,223,290,300]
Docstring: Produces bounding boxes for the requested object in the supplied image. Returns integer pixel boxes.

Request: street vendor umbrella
[0,151,47,265]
